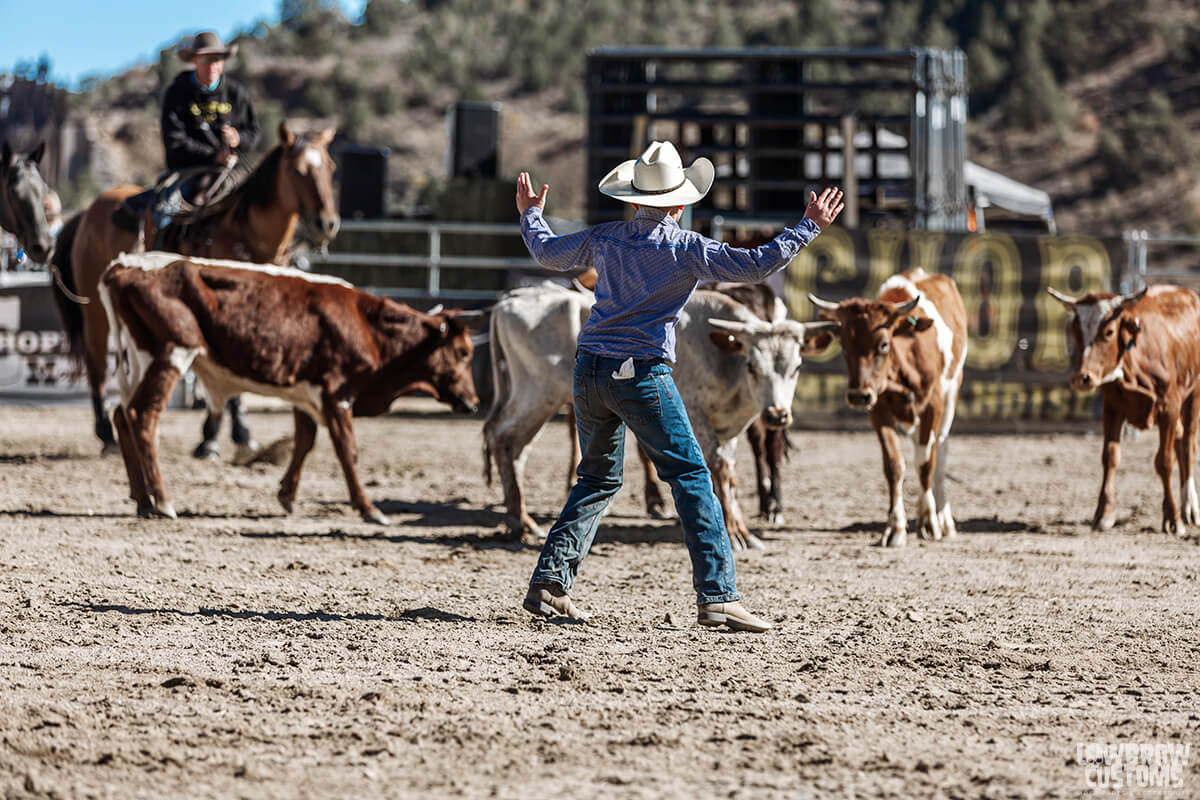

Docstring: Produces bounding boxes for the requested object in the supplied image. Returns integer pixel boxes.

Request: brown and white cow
[99,251,480,522]
[1048,283,1200,535]
[810,268,967,547]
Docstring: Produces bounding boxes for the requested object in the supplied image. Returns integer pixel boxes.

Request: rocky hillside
[29,0,1200,235]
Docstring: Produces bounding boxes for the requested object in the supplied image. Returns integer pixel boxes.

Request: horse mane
[172,133,318,227]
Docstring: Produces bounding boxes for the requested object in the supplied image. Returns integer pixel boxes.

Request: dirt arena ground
[1,403,1198,799]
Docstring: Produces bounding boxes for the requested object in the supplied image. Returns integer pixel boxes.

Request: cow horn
[801,320,841,337]
[1120,286,1148,307]
[708,318,752,334]
[426,303,444,315]
[453,308,487,320]
[808,293,840,312]
[891,296,920,316]
[1046,287,1077,308]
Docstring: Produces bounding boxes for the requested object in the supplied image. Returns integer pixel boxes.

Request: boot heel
[523,598,554,618]
[697,612,727,626]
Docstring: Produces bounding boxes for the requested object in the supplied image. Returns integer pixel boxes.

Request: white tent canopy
[964,160,1055,232]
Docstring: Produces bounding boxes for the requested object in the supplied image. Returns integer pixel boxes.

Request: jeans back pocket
[613,374,663,423]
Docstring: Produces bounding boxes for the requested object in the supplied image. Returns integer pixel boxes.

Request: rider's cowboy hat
[598,141,714,207]
[179,31,237,62]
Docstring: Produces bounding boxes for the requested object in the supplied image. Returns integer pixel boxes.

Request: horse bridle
[0,157,89,304]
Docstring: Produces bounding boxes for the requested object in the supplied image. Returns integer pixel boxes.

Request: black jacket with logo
[161,70,259,171]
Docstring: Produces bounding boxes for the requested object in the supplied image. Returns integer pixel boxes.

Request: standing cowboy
[516,141,844,632]
[161,31,259,203]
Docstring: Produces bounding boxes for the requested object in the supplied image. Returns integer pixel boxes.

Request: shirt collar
[189,71,221,92]
[633,206,679,229]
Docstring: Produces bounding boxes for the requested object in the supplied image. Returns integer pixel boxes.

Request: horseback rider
[162,30,259,204]
[114,30,259,235]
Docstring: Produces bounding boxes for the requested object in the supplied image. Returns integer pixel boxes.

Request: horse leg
[82,305,117,454]
[227,395,260,463]
[193,398,224,460]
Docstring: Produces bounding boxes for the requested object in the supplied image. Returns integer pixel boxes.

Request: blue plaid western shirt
[520,206,821,361]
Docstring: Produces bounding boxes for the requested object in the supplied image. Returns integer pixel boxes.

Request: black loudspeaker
[337,144,389,219]
[447,101,500,178]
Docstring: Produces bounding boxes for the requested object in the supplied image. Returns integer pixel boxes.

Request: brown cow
[1048,284,1200,535]
[810,268,968,547]
[99,252,480,522]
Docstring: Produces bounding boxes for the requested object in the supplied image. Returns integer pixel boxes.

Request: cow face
[1048,287,1145,392]
[808,294,932,410]
[0,141,54,263]
[423,311,482,414]
[708,318,838,427]
[278,123,340,247]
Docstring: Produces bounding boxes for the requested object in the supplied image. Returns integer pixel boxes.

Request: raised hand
[516,171,549,214]
[803,187,846,230]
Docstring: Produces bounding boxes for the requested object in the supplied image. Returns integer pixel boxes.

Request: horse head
[0,141,55,263]
[276,122,340,248]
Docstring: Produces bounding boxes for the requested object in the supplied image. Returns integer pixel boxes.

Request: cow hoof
[100,441,121,457]
[746,533,766,550]
[363,508,390,526]
[647,501,672,520]
[277,490,295,514]
[763,510,785,526]
[1092,514,1116,531]
[193,440,221,461]
[137,499,176,519]
[882,528,907,548]
[233,440,261,466]
[1162,518,1185,537]
[919,518,943,541]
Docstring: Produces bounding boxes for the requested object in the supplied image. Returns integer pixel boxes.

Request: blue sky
[0,0,368,87]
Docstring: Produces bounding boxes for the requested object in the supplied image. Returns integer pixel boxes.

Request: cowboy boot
[697,600,772,633]
[523,583,589,622]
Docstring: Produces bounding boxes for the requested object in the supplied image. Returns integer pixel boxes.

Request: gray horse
[0,141,55,264]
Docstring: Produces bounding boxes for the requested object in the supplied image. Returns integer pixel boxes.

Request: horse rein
[0,166,90,305]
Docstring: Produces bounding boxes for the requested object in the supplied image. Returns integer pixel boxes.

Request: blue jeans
[529,351,740,604]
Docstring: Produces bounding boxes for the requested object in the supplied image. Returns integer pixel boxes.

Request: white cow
[482,284,835,549]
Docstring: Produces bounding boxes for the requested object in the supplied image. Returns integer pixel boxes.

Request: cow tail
[481,308,508,488]
[49,212,86,366]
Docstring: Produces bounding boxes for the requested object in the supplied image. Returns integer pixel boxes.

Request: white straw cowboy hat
[179,31,238,62]
[598,141,714,207]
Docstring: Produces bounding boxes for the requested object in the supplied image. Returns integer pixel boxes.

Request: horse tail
[50,211,86,362]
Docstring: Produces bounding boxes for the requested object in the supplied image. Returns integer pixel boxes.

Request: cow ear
[1,141,11,172]
[800,322,839,354]
[422,317,448,338]
[278,121,295,147]
[29,142,45,165]
[709,330,744,353]
[895,315,934,336]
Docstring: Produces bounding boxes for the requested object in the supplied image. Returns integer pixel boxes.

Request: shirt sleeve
[683,218,822,282]
[520,207,600,272]
[232,83,259,153]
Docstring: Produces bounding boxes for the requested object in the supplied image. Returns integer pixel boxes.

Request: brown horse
[52,121,340,456]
